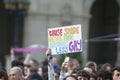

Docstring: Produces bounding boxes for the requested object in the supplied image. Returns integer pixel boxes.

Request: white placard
[48,24,82,55]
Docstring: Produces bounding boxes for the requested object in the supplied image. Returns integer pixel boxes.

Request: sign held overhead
[48,24,82,55]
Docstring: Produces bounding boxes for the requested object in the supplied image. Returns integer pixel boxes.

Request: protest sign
[48,24,82,55]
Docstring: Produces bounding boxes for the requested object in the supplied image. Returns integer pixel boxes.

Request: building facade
[23,0,120,66]
[23,0,92,65]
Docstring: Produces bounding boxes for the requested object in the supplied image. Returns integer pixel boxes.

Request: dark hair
[112,66,120,76]
[90,72,97,80]
[18,56,25,61]
[42,58,48,66]
[101,63,112,71]
[11,60,24,67]
[72,67,81,74]
[29,67,38,73]
[27,72,42,80]
[97,70,112,80]
[0,69,8,80]
[0,67,7,72]
[42,66,48,73]
[24,64,31,68]
[30,59,39,66]
[85,61,96,69]
[41,66,48,80]
[64,75,78,80]
[77,70,90,80]
[97,64,103,71]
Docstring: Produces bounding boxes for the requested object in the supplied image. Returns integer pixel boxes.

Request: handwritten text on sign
[48,25,82,55]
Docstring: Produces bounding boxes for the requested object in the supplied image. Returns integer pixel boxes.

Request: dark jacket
[27,72,43,80]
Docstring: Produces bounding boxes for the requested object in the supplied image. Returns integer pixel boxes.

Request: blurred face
[77,76,88,80]
[84,67,93,74]
[90,77,95,80]
[38,68,43,76]
[54,72,59,80]
[66,76,76,80]
[72,59,80,69]
[24,66,30,76]
[112,70,120,80]
[29,60,38,68]
[9,71,22,80]
[52,57,58,66]
[0,77,5,80]
[106,66,111,72]
[63,62,69,68]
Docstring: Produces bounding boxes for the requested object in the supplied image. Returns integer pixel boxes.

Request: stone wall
[23,0,92,64]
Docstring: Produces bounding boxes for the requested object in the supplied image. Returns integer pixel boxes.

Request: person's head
[71,59,80,70]
[28,67,43,80]
[18,56,25,64]
[54,71,60,80]
[52,57,58,66]
[84,67,93,74]
[77,70,90,80]
[84,66,96,80]
[112,66,120,80]
[61,59,73,73]
[11,60,24,69]
[0,68,6,72]
[72,68,81,76]
[9,67,23,80]
[38,67,43,76]
[97,70,112,80]
[29,67,38,73]
[64,75,78,80]
[101,63,112,72]
[0,69,8,80]
[85,61,97,72]
[90,72,96,80]
[29,59,39,68]
[23,64,31,76]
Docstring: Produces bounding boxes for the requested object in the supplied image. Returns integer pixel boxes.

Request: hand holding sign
[46,48,52,56]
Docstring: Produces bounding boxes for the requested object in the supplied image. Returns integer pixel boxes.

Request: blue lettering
[56,47,68,54]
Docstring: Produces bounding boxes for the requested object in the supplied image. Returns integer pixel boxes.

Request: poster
[48,24,82,55]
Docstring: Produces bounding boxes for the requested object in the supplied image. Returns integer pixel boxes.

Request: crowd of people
[0,49,120,80]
